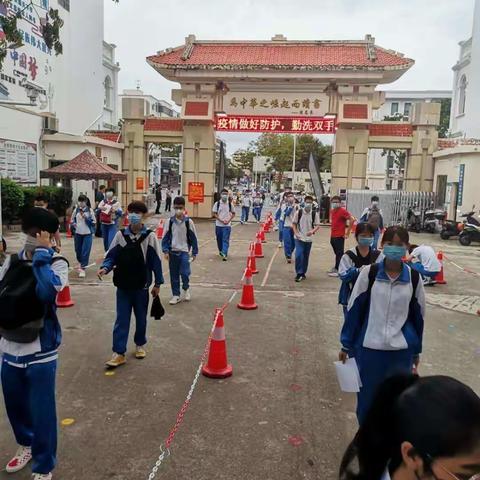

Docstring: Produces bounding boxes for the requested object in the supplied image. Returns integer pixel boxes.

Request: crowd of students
[0,187,477,480]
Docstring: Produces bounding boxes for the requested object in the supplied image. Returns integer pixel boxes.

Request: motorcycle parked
[440,220,463,240]
[406,205,422,233]
[458,209,480,246]
[423,207,447,234]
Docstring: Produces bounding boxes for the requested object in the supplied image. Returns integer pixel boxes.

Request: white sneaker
[32,473,53,480]
[6,446,32,473]
[182,289,191,301]
[169,296,181,305]
[278,242,283,248]
[328,270,339,277]
[78,269,86,278]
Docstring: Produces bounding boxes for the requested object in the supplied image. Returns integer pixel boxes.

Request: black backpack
[113,230,152,290]
[0,254,66,343]
[367,263,420,301]
[168,218,192,249]
[346,249,381,268]
[297,208,316,226]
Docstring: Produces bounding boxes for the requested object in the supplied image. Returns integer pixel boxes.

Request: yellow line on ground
[260,246,281,288]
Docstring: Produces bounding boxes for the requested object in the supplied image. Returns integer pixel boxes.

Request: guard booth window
[436,175,448,207]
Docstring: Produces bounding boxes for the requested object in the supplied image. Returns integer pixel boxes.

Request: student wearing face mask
[328,196,354,277]
[97,188,122,252]
[360,195,384,249]
[0,208,69,480]
[292,195,320,282]
[240,190,252,224]
[212,188,235,261]
[282,192,297,263]
[98,201,164,368]
[71,195,96,278]
[339,226,425,424]
[338,222,381,320]
[252,193,264,223]
[162,197,199,305]
[274,197,287,248]
[340,374,480,480]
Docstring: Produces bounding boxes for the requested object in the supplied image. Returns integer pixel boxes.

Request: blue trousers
[253,206,262,222]
[169,251,191,296]
[409,262,438,279]
[215,226,231,256]
[278,220,284,242]
[74,233,93,268]
[1,359,57,474]
[283,226,295,258]
[355,347,413,424]
[101,223,117,252]
[113,288,149,354]
[373,229,381,250]
[241,206,250,223]
[294,239,312,276]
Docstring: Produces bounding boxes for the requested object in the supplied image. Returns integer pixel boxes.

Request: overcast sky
[105,0,475,153]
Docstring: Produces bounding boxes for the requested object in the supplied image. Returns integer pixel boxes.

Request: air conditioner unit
[44,116,59,133]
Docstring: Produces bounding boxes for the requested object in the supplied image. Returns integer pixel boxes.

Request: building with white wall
[119,88,179,119]
[0,0,121,194]
[101,42,121,131]
[433,0,480,220]
[367,90,451,190]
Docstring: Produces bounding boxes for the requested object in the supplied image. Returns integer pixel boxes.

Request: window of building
[436,175,448,207]
[458,75,467,115]
[404,102,412,118]
[104,76,112,109]
[58,0,70,11]
[397,180,404,191]
[391,102,399,115]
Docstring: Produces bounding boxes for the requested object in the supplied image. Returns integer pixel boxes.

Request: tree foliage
[1,178,24,222]
[0,0,118,69]
[231,147,255,172]
[435,98,451,138]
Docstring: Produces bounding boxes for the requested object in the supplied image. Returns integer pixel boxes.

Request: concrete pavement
[1,214,480,480]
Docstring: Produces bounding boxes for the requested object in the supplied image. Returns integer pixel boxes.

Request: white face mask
[79,202,86,208]
[106,192,114,199]
[22,233,40,254]
[174,208,184,217]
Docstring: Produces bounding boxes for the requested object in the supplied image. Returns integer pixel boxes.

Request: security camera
[20,79,44,92]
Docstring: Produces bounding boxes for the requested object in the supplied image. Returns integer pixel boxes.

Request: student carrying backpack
[98,201,164,369]
[0,207,69,480]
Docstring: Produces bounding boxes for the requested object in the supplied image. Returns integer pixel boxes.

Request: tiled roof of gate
[148,40,413,70]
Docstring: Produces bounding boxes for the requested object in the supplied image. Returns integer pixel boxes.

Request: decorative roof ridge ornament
[181,34,196,61]
[365,34,377,62]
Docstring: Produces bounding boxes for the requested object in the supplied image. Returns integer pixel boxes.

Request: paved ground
[1,210,480,480]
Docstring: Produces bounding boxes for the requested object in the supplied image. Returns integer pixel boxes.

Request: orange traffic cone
[156,219,164,239]
[123,215,130,227]
[247,242,259,274]
[57,285,74,308]
[254,233,264,258]
[259,227,266,243]
[237,267,258,310]
[66,216,73,239]
[434,251,447,285]
[202,309,233,379]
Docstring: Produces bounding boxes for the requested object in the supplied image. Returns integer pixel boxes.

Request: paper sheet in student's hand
[334,358,362,393]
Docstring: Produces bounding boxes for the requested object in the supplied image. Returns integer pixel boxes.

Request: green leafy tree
[1,177,24,222]
[231,147,255,172]
[435,98,451,138]
[0,0,118,68]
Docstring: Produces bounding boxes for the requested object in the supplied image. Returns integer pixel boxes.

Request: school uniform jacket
[101,226,164,287]
[0,248,69,363]
[161,216,199,256]
[341,262,425,355]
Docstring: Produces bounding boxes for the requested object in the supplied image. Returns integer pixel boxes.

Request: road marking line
[261,247,280,287]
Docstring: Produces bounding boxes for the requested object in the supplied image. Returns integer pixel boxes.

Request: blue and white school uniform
[102,227,164,355]
[340,262,425,424]
[71,205,96,269]
[252,197,263,222]
[275,204,286,243]
[162,216,199,296]
[292,208,320,276]
[282,205,297,259]
[98,199,122,252]
[0,248,68,475]
[360,207,384,249]
[409,245,441,280]
[212,200,235,257]
[241,196,251,223]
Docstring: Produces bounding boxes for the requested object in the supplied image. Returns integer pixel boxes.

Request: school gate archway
[122,35,440,218]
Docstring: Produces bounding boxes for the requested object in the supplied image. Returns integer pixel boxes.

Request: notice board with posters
[0,138,37,183]
[188,182,205,203]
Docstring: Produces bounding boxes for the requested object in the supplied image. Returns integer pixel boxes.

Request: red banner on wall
[215,115,336,134]
[188,182,205,203]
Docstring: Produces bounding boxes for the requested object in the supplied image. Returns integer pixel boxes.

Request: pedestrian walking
[165,188,172,212]
[340,374,480,480]
[360,195,384,249]
[240,190,252,224]
[292,195,320,282]
[154,183,162,214]
[339,226,425,424]
[328,196,354,277]
[282,191,297,263]
[212,188,235,261]
[274,199,286,248]
[98,201,164,368]
[94,185,106,237]
[71,194,96,278]
[0,207,69,480]
[98,188,122,252]
[252,193,263,223]
[407,244,441,286]
[338,222,381,321]
[162,196,199,305]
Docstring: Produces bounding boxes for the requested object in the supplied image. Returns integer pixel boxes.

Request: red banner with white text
[214,115,336,134]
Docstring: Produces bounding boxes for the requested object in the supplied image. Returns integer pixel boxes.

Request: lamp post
[292,134,297,190]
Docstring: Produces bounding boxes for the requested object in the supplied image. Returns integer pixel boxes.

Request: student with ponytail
[339,226,426,424]
[340,374,480,480]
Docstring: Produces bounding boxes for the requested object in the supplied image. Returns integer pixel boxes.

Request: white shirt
[171,217,197,253]
[293,208,320,242]
[74,206,95,235]
[241,196,251,208]
[411,245,441,272]
[283,204,297,228]
[213,200,234,227]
